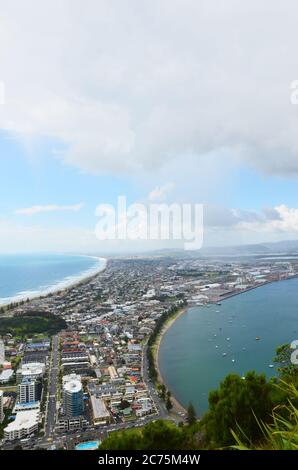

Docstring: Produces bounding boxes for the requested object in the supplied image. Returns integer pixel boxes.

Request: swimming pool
[75,440,100,450]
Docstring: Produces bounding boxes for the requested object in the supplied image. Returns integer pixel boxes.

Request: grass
[0,314,67,336]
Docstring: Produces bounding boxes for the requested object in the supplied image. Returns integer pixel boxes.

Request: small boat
[226,337,231,341]
[232,359,235,363]
[213,334,217,337]
[268,364,274,368]
[255,337,261,341]
[216,303,221,306]
[215,345,219,348]
[222,352,227,357]
[216,310,220,313]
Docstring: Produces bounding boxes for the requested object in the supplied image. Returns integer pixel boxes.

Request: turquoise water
[0,254,106,305]
[75,440,100,450]
[159,278,298,415]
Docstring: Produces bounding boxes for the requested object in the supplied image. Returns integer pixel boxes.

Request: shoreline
[155,274,298,419]
[154,306,188,416]
[0,255,107,309]
[208,274,298,304]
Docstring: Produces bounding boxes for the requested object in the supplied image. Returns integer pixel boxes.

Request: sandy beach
[0,256,107,308]
[154,306,188,416]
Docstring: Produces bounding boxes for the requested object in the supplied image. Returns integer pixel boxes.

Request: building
[62,374,84,417]
[14,401,40,413]
[4,409,40,440]
[0,339,5,365]
[57,415,88,432]
[16,362,45,383]
[0,369,14,384]
[18,378,39,404]
[90,395,110,426]
[0,390,4,424]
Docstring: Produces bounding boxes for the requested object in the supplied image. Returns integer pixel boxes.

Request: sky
[1,0,298,253]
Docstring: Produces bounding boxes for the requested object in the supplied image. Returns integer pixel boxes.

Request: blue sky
[1,1,298,253]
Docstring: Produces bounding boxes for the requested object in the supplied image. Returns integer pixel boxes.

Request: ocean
[0,254,106,305]
[159,277,298,415]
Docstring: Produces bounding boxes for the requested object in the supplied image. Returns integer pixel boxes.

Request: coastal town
[0,255,297,450]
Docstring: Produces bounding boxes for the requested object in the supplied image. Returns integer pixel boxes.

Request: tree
[100,420,198,450]
[274,343,298,383]
[159,383,166,400]
[166,396,173,411]
[201,371,274,447]
[187,402,197,426]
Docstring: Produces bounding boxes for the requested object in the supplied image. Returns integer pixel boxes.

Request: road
[142,344,168,419]
[45,335,60,437]
[0,338,183,450]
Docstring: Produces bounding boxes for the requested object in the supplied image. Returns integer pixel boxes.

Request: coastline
[155,275,298,418]
[207,274,298,305]
[0,255,107,308]
[154,306,188,415]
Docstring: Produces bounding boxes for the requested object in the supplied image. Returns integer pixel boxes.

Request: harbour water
[0,254,106,305]
[159,277,298,415]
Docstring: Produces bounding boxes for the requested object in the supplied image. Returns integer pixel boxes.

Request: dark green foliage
[187,402,197,426]
[0,313,67,336]
[274,343,298,383]
[200,371,274,447]
[100,420,199,450]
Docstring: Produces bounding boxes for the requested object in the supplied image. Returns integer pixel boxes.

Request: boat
[215,345,219,349]
[232,359,235,363]
[255,337,261,341]
[216,310,220,313]
[216,303,221,306]
[222,352,227,357]
[268,364,274,368]
[226,337,231,341]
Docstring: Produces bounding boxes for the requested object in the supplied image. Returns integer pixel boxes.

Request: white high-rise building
[62,374,84,417]
[0,390,4,424]
[18,378,38,404]
[0,340,5,365]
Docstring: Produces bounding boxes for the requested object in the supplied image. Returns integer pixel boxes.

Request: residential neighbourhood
[0,256,297,449]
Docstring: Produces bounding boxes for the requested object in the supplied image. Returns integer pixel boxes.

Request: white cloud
[1,1,298,176]
[237,205,298,233]
[148,183,175,202]
[15,203,84,216]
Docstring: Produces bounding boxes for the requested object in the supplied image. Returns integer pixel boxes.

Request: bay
[159,277,298,415]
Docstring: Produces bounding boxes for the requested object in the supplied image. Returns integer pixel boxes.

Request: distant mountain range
[128,240,298,258]
[198,240,298,256]
[91,240,298,259]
